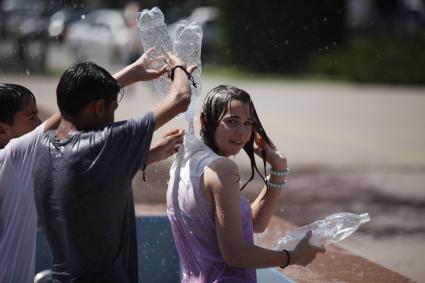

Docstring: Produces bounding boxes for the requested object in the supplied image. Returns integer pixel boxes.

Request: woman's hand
[290,231,325,266]
[254,133,287,170]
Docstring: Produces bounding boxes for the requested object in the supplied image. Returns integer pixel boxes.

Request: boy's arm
[44,112,61,133]
[113,49,196,131]
[151,52,196,130]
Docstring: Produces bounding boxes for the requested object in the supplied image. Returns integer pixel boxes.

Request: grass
[308,34,425,85]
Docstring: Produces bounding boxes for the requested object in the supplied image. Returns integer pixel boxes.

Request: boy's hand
[146,129,184,165]
[132,48,167,81]
[113,48,167,87]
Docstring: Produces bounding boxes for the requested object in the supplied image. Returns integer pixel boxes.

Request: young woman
[167,85,324,282]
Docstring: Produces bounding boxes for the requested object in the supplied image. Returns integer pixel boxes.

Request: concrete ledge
[135,204,413,283]
[262,216,413,283]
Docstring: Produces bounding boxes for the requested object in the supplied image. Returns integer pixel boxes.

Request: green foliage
[214,0,345,72]
[309,34,425,84]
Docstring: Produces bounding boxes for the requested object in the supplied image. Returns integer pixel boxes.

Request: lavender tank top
[167,135,256,283]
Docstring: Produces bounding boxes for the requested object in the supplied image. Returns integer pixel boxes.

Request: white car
[65,9,140,67]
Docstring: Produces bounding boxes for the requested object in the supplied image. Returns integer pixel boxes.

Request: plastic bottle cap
[174,21,203,43]
[359,213,370,224]
[137,6,164,29]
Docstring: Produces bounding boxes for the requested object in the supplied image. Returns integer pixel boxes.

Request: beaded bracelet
[266,176,288,189]
[168,65,197,88]
[280,249,291,268]
[270,167,290,177]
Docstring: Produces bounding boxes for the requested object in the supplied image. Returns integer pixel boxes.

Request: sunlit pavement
[3,71,425,168]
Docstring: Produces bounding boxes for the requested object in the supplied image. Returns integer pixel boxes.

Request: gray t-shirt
[33,112,155,283]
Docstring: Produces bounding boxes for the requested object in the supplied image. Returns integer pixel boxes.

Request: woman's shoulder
[203,157,240,190]
[208,157,239,174]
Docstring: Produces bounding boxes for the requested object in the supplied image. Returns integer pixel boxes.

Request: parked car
[48,7,89,42]
[1,0,62,40]
[2,7,48,40]
[65,9,141,66]
[168,6,218,62]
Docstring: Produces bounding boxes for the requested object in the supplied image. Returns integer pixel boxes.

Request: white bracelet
[266,176,288,189]
[270,167,290,177]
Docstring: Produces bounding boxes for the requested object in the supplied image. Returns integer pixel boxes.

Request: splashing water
[173,21,203,131]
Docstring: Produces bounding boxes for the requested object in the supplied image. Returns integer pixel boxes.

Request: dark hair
[200,85,271,190]
[0,83,36,125]
[56,62,121,116]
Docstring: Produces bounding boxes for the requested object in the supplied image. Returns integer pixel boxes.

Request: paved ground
[2,72,425,282]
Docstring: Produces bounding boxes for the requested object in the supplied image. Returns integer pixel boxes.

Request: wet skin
[214,100,253,157]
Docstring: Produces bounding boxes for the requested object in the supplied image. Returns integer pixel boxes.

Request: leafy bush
[215,0,345,73]
[308,34,425,84]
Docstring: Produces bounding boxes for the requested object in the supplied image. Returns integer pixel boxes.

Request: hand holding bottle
[137,6,173,95]
[113,48,167,87]
[274,213,371,251]
[289,231,325,266]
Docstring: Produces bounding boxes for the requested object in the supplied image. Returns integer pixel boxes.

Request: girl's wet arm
[251,141,287,232]
[205,158,288,269]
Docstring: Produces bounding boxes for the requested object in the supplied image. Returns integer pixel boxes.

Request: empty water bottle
[173,21,203,131]
[137,6,172,95]
[273,212,370,250]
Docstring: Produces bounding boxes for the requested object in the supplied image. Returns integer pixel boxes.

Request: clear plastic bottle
[273,212,370,250]
[137,6,172,95]
[172,21,203,133]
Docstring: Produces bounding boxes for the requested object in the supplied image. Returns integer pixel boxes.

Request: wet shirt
[33,112,155,283]
[0,122,45,283]
[167,135,256,283]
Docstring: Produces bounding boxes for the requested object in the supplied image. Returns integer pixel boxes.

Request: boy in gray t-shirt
[33,50,196,282]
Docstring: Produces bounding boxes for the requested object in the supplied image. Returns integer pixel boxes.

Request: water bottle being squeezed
[173,21,203,134]
[137,6,172,95]
[273,212,370,250]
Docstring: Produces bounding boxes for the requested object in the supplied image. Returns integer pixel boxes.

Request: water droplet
[25,69,30,76]
[81,14,86,20]
[284,40,289,45]
[323,17,327,22]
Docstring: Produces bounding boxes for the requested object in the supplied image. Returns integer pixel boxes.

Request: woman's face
[214,99,253,157]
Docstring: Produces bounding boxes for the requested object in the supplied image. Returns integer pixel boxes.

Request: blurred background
[1,0,424,81]
[1,0,425,282]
